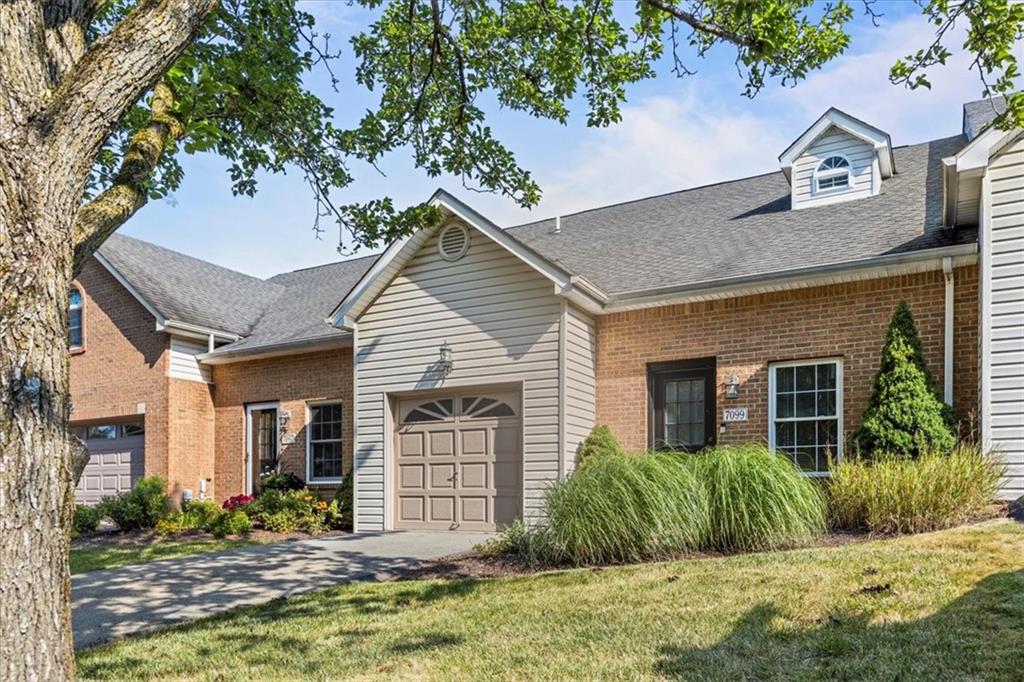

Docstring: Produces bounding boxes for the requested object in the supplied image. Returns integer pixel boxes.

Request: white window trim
[767,357,844,477]
[69,287,84,350]
[306,400,344,484]
[813,155,853,195]
[245,401,279,495]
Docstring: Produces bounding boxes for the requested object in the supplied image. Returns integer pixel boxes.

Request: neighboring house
[70,97,1023,531]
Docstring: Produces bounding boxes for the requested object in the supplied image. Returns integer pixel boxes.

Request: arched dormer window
[69,288,84,349]
[814,155,851,193]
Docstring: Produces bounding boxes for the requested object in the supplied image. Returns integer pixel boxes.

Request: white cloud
[479,90,790,225]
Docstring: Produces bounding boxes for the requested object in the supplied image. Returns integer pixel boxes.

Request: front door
[649,359,717,451]
[246,404,279,494]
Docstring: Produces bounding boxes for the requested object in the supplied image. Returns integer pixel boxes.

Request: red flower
[223,494,255,510]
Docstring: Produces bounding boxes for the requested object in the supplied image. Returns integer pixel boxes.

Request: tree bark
[0,132,79,681]
[1,2,218,678]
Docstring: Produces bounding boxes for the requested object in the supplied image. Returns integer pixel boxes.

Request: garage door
[395,392,521,531]
[73,421,145,504]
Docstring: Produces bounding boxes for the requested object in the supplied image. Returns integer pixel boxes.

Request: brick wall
[167,378,216,501]
[595,266,979,451]
[212,348,353,500]
[69,259,170,478]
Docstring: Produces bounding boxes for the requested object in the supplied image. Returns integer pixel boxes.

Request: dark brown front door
[649,359,716,451]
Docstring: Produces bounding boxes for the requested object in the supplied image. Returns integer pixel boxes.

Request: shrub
[259,472,305,492]
[97,476,170,532]
[578,425,625,464]
[690,444,827,551]
[475,519,544,563]
[208,509,252,537]
[223,494,255,510]
[827,445,1004,534]
[538,451,709,565]
[333,471,354,531]
[155,499,230,536]
[852,301,955,458]
[71,504,100,539]
[244,489,342,534]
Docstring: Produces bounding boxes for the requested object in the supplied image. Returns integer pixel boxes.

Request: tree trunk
[1,138,79,680]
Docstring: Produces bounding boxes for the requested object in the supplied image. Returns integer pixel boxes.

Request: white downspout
[942,257,954,406]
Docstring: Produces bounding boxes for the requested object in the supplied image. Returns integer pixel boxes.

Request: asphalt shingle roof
[214,256,375,354]
[98,233,285,336]
[99,107,988,357]
[506,135,975,297]
[963,96,1007,140]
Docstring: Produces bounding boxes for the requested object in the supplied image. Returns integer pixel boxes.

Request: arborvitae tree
[852,301,956,458]
[578,425,625,464]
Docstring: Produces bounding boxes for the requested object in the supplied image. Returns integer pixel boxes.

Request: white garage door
[74,421,145,504]
[395,392,521,531]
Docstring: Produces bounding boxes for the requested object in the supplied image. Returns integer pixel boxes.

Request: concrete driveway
[72,531,491,649]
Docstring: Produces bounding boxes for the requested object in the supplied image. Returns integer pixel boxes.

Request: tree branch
[640,0,760,50]
[73,81,184,273]
[41,1,96,85]
[43,0,217,209]
[0,0,50,122]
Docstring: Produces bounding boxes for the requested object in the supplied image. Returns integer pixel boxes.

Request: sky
[120,1,1008,279]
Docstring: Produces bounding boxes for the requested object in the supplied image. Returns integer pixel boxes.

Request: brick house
[71,98,1023,531]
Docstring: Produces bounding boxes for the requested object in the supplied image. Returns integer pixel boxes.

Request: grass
[70,538,259,575]
[77,519,1024,680]
[828,445,1005,534]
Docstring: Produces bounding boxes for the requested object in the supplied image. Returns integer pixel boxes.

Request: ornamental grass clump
[690,444,827,552]
[827,444,1003,534]
[539,451,709,565]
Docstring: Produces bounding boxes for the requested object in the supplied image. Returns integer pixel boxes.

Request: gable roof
[329,190,607,328]
[778,108,895,180]
[97,233,285,337]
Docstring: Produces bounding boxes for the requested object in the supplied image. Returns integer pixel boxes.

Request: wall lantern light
[725,375,740,399]
[439,341,454,375]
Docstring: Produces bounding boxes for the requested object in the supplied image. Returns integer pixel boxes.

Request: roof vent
[437,222,470,261]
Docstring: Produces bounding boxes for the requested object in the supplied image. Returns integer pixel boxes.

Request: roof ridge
[106,232,279,287]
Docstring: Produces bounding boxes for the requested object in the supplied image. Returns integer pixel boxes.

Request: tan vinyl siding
[354,227,563,530]
[563,304,596,475]
[792,126,876,209]
[168,337,212,383]
[984,134,1024,499]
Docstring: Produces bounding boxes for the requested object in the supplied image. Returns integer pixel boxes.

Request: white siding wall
[983,134,1024,500]
[563,304,596,475]
[354,226,566,530]
[168,337,212,383]
[792,126,876,210]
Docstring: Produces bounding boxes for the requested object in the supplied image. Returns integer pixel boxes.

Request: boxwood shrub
[97,476,170,532]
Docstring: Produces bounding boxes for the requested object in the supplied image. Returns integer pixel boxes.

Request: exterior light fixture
[725,375,741,399]
[439,341,454,375]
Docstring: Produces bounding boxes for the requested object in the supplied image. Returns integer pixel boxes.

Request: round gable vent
[437,222,470,261]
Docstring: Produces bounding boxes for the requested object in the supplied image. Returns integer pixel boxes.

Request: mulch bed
[72,527,349,549]
[395,504,1012,582]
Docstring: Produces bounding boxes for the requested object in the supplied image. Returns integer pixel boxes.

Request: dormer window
[814,155,851,193]
[69,288,84,349]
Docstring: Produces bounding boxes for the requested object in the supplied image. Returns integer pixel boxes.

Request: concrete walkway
[72,531,491,649]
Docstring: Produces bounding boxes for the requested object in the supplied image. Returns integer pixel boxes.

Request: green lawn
[78,519,1024,680]
[70,538,259,575]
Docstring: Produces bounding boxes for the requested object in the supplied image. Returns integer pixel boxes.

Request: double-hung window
[307,401,343,483]
[769,359,842,475]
